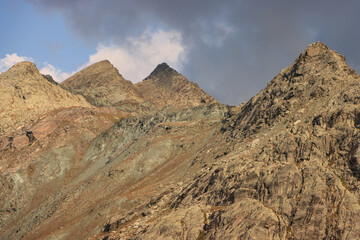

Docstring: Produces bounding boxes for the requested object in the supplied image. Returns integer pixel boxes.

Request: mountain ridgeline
[0,42,360,240]
[61,61,217,114]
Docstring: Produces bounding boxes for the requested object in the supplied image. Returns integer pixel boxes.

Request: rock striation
[0,42,360,240]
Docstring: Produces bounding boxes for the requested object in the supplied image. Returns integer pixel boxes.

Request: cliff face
[1,42,360,240]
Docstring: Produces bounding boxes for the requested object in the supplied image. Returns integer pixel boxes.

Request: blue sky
[0,0,92,72]
[1,0,360,105]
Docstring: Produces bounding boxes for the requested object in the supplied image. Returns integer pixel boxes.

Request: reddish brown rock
[1,42,360,240]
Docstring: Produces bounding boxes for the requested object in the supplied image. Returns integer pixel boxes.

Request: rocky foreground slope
[0,42,360,240]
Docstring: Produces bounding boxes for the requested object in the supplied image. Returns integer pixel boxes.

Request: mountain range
[0,41,359,240]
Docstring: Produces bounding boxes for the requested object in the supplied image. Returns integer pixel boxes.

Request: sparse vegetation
[196,230,205,240]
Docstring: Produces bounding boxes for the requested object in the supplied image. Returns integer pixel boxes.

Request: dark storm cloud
[27,0,360,105]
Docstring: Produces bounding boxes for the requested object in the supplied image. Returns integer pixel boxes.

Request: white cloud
[0,54,72,82]
[0,53,33,73]
[39,63,73,82]
[1,30,187,83]
[87,29,187,82]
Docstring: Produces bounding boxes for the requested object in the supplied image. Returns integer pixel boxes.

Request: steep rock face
[135,63,218,109]
[1,42,360,240]
[231,41,359,138]
[0,62,91,135]
[61,60,150,113]
[98,42,360,240]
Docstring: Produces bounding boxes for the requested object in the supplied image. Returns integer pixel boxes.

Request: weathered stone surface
[61,60,150,114]
[61,61,219,115]
[0,62,91,135]
[135,63,218,109]
[1,42,360,240]
[97,42,360,240]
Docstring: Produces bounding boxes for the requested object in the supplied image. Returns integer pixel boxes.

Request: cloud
[86,29,186,82]
[0,53,33,73]
[26,0,360,104]
[0,53,72,83]
[39,63,72,82]
[0,30,186,84]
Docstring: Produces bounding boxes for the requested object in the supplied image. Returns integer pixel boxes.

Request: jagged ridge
[98,42,360,240]
[1,42,360,240]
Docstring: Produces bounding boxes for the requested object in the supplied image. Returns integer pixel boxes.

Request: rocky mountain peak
[0,61,91,134]
[61,60,146,111]
[145,62,180,81]
[3,61,42,80]
[287,41,352,79]
[304,41,329,57]
[135,63,218,109]
[2,43,360,240]
[88,59,116,72]
[61,60,218,112]
[62,60,127,89]
[9,61,37,71]
[231,41,359,138]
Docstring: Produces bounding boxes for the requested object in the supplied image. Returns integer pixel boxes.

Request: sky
[1,0,360,105]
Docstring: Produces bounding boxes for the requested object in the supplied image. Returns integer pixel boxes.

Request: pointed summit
[62,60,127,89]
[61,60,145,110]
[304,41,330,57]
[135,63,218,109]
[145,62,180,81]
[296,41,348,67]
[276,41,354,84]
[233,42,360,136]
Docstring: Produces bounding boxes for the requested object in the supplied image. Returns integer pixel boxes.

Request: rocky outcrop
[135,63,218,109]
[0,62,91,135]
[0,105,131,239]
[42,74,58,85]
[97,42,360,240]
[61,60,151,114]
[1,42,360,240]
[61,61,219,114]
[0,103,228,240]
